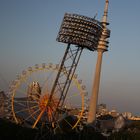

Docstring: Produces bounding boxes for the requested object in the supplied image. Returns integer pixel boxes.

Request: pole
[87,49,104,123]
[87,0,110,123]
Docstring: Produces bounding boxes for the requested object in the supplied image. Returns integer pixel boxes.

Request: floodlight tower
[48,13,103,123]
[87,0,110,123]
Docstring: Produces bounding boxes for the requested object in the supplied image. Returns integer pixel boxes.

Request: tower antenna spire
[102,0,109,26]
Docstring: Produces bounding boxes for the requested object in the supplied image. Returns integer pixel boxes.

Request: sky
[0,0,140,116]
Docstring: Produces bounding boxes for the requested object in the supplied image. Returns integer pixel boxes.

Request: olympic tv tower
[87,0,110,123]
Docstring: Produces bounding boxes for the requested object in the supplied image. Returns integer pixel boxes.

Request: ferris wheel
[8,63,88,130]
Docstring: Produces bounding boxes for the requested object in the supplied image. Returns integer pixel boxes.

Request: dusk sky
[0,0,140,116]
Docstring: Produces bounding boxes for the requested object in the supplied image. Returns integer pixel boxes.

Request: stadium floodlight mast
[50,12,103,114]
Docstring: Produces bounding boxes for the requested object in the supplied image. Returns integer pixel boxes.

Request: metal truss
[49,44,83,109]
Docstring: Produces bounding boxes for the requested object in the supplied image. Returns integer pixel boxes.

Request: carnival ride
[8,63,88,130]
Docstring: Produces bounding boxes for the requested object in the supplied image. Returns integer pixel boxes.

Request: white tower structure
[87,0,110,123]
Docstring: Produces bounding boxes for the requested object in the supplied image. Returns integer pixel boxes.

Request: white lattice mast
[87,0,110,123]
